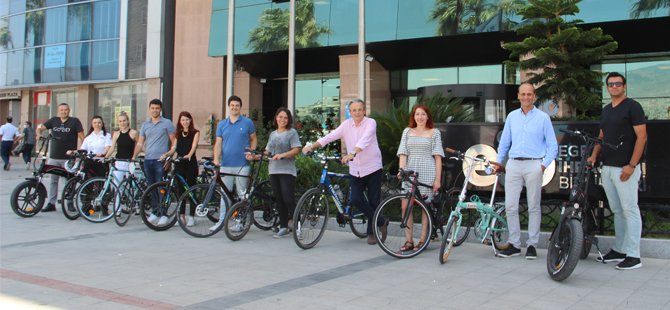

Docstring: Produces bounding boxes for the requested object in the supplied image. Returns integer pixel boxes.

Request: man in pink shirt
[302,99,389,245]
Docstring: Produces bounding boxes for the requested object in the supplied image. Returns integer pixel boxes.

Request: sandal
[399,241,414,252]
[414,241,426,251]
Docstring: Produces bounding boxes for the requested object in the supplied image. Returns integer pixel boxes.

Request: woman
[77,115,112,177]
[171,111,200,227]
[396,104,444,251]
[257,107,301,238]
[20,121,36,170]
[106,111,138,185]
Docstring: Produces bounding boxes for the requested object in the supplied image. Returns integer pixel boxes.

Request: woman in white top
[77,115,112,176]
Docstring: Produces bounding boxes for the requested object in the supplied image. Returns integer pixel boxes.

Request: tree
[630,0,670,18]
[502,0,618,118]
[247,0,330,53]
[430,0,525,35]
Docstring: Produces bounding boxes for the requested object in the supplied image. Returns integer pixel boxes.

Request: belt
[512,157,542,161]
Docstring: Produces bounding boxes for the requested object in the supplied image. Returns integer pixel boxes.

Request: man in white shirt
[0,116,19,171]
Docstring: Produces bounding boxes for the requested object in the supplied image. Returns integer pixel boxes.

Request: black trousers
[270,174,296,228]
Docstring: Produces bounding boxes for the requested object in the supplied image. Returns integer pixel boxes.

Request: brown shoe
[367,235,377,245]
[380,219,389,243]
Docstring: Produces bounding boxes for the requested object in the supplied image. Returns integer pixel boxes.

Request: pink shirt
[317,116,382,177]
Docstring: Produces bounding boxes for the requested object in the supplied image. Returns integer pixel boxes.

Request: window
[67,3,91,42]
[45,6,67,44]
[23,47,41,84]
[65,42,89,81]
[96,83,148,131]
[92,40,118,80]
[93,0,119,40]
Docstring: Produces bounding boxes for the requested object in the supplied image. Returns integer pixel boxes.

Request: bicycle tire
[580,210,597,259]
[76,177,117,223]
[444,187,469,246]
[491,205,510,251]
[139,182,179,231]
[373,194,433,259]
[251,181,278,231]
[348,205,368,238]
[439,214,460,264]
[10,180,46,217]
[292,187,329,249]
[61,177,82,220]
[114,178,142,227]
[225,201,254,241]
[177,183,227,238]
[547,218,583,281]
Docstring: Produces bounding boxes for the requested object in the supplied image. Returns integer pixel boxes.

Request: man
[210,95,257,231]
[302,99,388,245]
[133,99,176,226]
[495,83,558,259]
[587,72,646,270]
[1,116,20,171]
[37,103,85,211]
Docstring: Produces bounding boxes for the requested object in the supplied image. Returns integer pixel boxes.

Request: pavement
[1,156,670,310]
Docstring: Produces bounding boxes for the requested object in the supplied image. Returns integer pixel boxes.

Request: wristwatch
[627,163,636,168]
[351,151,357,158]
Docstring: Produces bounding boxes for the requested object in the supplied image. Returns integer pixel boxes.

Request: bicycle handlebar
[445,147,504,174]
[560,128,621,150]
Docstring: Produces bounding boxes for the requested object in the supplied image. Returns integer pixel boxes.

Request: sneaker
[273,228,290,238]
[186,217,195,227]
[26,163,30,170]
[147,213,159,224]
[157,216,169,226]
[209,221,223,231]
[66,202,76,212]
[367,235,377,245]
[42,203,56,212]
[596,249,626,263]
[616,257,642,270]
[497,245,521,258]
[526,245,537,260]
[379,219,389,243]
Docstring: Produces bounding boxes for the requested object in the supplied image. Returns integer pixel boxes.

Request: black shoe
[596,249,626,263]
[42,203,56,212]
[497,245,521,258]
[616,257,642,270]
[379,219,389,243]
[66,202,76,212]
[525,245,537,260]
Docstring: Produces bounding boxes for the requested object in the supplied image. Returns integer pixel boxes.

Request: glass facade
[95,83,148,131]
[0,0,121,86]
[295,74,341,130]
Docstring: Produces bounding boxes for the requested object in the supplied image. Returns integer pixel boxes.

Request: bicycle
[75,157,129,223]
[438,147,509,263]
[291,152,368,250]
[10,135,74,218]
[223,150,278,241]
[113,158,148,227]
[546,129,620,281]
[60,150,99,220]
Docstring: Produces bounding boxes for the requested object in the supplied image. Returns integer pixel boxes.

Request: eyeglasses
[607,82,624,87]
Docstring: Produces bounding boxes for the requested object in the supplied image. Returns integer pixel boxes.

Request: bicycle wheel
[547,218,583,281]
[443,188,469,246]
[348,205,368,238]
[10,180,46,217]
[251,181,278,231]
[76,177,117,223]
[491,205,511,251]
[139,182,179,231]
[177,183,226,238]
[225,200,254,241]
[292,187,329,249]
[374,194,433,259]
[61,177,82,220]
[114,178,142,227]
[439,214,461,264]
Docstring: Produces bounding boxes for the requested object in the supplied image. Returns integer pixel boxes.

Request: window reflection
[295,74,340,132]
[9,14,25,49]
[23,47,42,84]
[67,3,91,42]
[45,6,67,44]
[93,0,119,39]
[6,50,23,85]
[65,42,89,81]
[0,52,7,85]
[92,40,118,80]
[25,9,45,47]
[96,83,147,131]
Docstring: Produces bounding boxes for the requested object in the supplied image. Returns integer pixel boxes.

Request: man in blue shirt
[211,95,257,231]
[495,82,558,259]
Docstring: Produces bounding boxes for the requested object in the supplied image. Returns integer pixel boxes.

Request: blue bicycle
[292,152,367,249]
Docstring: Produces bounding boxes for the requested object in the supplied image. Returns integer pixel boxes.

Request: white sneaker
[147,213,159,224]
[273,228,290,238]
[209,221,223,231]
[157,216,169,226]
[26,163,30,170]
[186,217,195,227]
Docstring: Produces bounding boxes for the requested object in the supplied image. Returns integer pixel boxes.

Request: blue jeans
[1,140,12,169]
[601,165,642,258]
[22,144,34,164]
[349,169,384,235]
[144,159,167,216]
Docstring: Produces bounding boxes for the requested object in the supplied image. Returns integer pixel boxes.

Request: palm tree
[430,0,464,36]
[430,0,526,35]
[0,22,13,49]
[247,0,330,53]
[630,0,670,18]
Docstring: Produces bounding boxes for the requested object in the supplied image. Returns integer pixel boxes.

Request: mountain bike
[223,150,278,241]
[547,129,620,281]
[291,152,368,249]
[10,135,74,217]
[438,148,509,263]
[60,150,99,220]
[113,159,147,227]
[75,157,127,223]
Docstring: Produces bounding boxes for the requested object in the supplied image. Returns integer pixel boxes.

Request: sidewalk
[1,156,669,309]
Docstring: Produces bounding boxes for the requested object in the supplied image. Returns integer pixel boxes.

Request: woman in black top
[169,111,200,227]
[107,111,138,185]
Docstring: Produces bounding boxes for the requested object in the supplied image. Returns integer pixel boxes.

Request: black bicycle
[60,150,99,220]
[547,129,620,281]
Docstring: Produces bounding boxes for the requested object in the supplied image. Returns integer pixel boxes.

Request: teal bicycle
[439,147,510,264]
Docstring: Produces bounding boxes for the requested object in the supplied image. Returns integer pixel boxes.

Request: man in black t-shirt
[588,72,647,270]
[37,103,85,212]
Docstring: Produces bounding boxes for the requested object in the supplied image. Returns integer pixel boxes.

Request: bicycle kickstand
[591,236,606,264]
